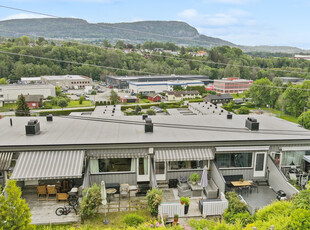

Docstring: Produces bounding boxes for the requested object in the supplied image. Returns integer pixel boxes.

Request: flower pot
[184,205,189,214]
[173,218,178,223]
[180,201,185,205]
[191,181,197,185]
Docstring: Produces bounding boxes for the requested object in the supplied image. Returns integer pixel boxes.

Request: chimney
[142,114,148,120]
[46,114,53,122]
[145,118,153,133]
[25,119,40,135]
[245,117,259,131]
[227,112,233,119]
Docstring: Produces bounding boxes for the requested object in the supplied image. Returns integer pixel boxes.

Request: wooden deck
[22,187,80,225]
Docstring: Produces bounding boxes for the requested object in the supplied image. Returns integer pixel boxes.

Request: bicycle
[55,203,78,216]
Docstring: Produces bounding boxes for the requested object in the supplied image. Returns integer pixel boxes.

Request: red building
[24,95,43,108]
[213,78,252,94]
[147,93,162,102]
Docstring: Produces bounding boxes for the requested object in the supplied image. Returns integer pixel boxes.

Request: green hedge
[38,108,94,116]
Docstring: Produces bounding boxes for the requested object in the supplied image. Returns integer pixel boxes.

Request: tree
[15,94,30,116]
[247,78,272,106]
[0,78,8,84]
[159,102,167,109]
[109,90,120,105]
[79,96,85,105]
[135,105,142,114]
[0,180,33,230]
[55,86,62,97]
[173,85,183,91]
[57,98,68,109]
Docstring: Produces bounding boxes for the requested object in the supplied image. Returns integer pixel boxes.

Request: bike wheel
[55,207,65,216]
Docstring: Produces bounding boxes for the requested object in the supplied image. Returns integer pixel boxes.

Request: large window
[282,151,310,166]
[216,153,252,168]
[90,158,134,173]
[168,160,207,170]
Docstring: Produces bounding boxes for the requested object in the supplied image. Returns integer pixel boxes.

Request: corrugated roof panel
[155,147,214,161]
[0,152,13,170]
[11,151,84,181]
[89,148,148,159]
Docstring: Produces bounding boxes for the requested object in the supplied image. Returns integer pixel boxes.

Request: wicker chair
[37,185,47,201]
[177,184,192,198]
[120,184,130,198]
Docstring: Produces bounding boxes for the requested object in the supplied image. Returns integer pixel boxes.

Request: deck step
[157,180,169,189]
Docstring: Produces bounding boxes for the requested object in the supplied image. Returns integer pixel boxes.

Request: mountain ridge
[0,18,308,53]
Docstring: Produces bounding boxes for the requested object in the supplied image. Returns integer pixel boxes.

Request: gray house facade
[0,114,308,197]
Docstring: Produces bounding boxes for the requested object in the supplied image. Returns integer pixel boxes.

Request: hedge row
[38,108,95,116]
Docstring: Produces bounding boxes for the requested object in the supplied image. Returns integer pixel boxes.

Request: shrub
[146,109,156,115]
[293,189,310,210]
[159,102,167,109]
[238,106,250,114]
[146,188,163,216]
[79,96,85,105]
[122,213,144,227]
[80,184,102,220]
[255,200,293,221]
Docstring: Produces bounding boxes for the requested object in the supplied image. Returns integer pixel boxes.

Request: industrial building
[0,84,55,107]
[213,78,252,94]
[106,75,211,89]
[41,75,93,89]
[129,80,205,94]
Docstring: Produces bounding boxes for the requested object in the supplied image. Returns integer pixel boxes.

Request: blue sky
[0,0,309,49]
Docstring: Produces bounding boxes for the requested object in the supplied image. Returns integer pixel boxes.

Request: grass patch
[231,93,246,99]
[48,100,92,109]
[0,103,17,112]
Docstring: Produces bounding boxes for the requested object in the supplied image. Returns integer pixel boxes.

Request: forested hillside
[0,37,309,81]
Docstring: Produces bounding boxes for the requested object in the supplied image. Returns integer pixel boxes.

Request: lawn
[36,209,152,230]
[231,93,246,99]
[0,103,17,112]
[43,100,93,109]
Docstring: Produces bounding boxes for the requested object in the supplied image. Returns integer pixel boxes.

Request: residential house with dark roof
[204,94,233,104]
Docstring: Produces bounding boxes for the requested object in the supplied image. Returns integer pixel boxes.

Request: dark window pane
[156,162,165,174]
[255,154,265,171]
[98,158,131,172]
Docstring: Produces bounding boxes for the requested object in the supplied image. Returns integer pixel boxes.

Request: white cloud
[1,13,53,21]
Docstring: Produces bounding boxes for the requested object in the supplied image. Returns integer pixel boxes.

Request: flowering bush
[146,188,163,216]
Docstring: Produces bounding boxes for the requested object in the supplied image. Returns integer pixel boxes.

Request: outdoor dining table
[231,181,252,187]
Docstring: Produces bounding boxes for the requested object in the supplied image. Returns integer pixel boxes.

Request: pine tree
[15,94,30,116]
[0,180,34,229]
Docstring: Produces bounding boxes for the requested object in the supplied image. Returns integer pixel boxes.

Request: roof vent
[25,119,40,135]
[245,117,259,131]
[227,112,233,119]
[46,114,53,122]
[142,114,148,120]
[145,118,153,133]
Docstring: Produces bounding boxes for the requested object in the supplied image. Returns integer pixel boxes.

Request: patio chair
[56,193,69,202]
[249,181,258,193]
[47,185,57,201]
[120,183,130,198]
[177,184,192,198]
[37,185,47,201]
[178,176,189,187]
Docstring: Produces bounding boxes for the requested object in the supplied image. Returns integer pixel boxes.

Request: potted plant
[239,178,244,183]
[190,173,200,185]
[183,197,190,214]
[180,196,186,205]
[173,214,179,223]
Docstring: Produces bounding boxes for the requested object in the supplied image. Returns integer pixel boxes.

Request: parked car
[109,86,113,89]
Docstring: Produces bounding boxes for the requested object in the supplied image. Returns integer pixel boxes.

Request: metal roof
[0,152,13,170]
[281,146,310,151]
[155,147,214,161]
[89,148,148,159]
[1,115,310,148]
[215,146,270,152]
[303,155,310,163]
[11,150,84,181]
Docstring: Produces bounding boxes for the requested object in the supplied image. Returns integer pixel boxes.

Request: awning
[155,147,214,162]
[215,146,270,152]
[281,146,310,151]
[89,148,148,159]
[11,151,85,181]
[303,155,310,163]
[0,152,13,171]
